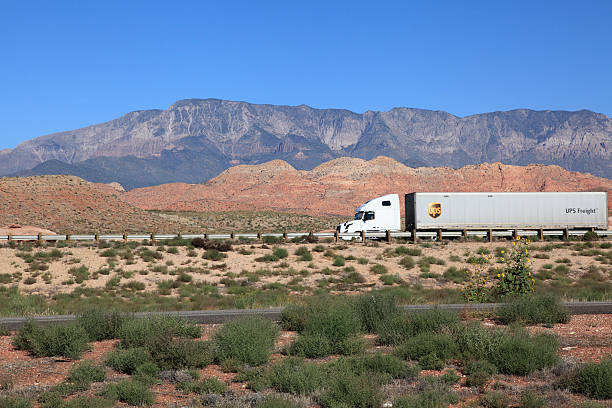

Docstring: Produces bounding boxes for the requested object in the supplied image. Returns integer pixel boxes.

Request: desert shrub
[100,249,117,257]
[520,389,546,408]
[0,273,12,283]
[214,316,279,366]
[369,263,387,274]
[464,359,497,388]
[24,276,36,285]
[203,249,224,261]
[333,353,420,381]
[0,397,32,408]
[101,379,154,406]
[191,238,232,251]
[312,245,325,252]
[105,347,151,374]
[119,315,201,349]
[263,236,284,244]
[393,377,458,408]
[497,237,534,296]
[583,230,599,241]
[177,377,228,394]
[13,321,89,360]
[488,328,559,375]
[301,299,361,346]
[480,391,510,408]
[289,332,332,358]
[332,255,345,266]
[453,322,504,360]
[395,332,458,370]
[466,370,493,388]
[280,304,308,331]
[380,309,458,346]
[62,397,114,408]
[343,271,366,284]
[318,371,382,408]
[381,274,403,285]
[496,293,570,325]
[399,256,415,269]
[147,337,214,370]
[68,265,89,283]
[67,360,105,386]
[255,396,304,408]
[268,358,325,395]
[78,309,128,341]
[567,358,612,400]
[354,292,400,332]
[443,266,468,283]
[273,247,289,259]
[124,280,145,291]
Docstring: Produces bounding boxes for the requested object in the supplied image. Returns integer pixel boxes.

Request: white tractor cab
[336,194,401,238]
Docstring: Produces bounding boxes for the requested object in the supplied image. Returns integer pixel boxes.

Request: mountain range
[2,99,611,189]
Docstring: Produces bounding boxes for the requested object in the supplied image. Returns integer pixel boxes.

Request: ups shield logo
[428,202,442,219]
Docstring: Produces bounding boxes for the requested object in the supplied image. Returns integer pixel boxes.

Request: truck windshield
[354,211,364,220]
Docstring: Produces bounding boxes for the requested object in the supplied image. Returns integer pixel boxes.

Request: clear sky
[1,0,611,149]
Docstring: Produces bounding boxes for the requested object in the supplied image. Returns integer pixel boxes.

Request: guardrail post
[563,227,569,241]
[437,229,442,242]
[257,232,262,241]
[95,233,99,243]
[334,231,338,242]
[8,233,12,243]
[513,229,518,240]
[178,232,182,240]
[282,231,287,241]
[386,230,391,243]
[203,233,208,240]
[37,233,42,244]
[66,234,70,242]
[538,228,543,241]
[412,228,417,243]
[230,232,235,240]
[123,232,127,242]
[488,229,492,243]
[462,230,467,240]
[150,233,155,243]
[360,230,366,243]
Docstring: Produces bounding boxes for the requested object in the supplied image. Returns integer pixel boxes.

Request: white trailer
[406,192,608,230]
[337,192,608,234]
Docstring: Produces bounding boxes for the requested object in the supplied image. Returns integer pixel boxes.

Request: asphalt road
[1,302,610,331]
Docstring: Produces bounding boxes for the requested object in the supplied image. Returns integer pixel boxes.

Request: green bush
[354,292,400,333]
[332,255,345,266]
[13,321,89,360]
[254,396,303,408]
[488,328,559,375]
[273,247,289,259]
[177,377,228,394]
[393,377,458,408]
[381,274,403,285]
[268,358,325,395]
[464,359,497,388]
[301,299,361,348]
[147,337,214,370]
[78,309,128,341]
[376,309,459,346]
[289,332,332,358]
[67,360,105,386]
[101,380,154,406]
[394,332,458,369]
[118,315,201,349]
[333,353,420,381]
[280,304,308,331]
[568,358,612,400]
[520,389,546,408]
[496,293,570,325]
[319,371,382,408]
[105,347,151,374]
[214,316,279,366]
[203,249,224,261]
[369,263,387,274]
[399,256,415,269]
[480,391,510,408]
[583,231,599,241]
[0,397,32,408]
[443,266,468,283]
[453,322,504,360]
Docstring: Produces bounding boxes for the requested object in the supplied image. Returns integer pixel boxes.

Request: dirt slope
[122,157,612,217]
[0,175,184,233]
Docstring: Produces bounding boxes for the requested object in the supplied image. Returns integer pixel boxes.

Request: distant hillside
[2,99,611,188]
[0,176,186,234]
[121,157,612,217]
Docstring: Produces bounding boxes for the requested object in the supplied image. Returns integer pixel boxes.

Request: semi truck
[336,192,608,235]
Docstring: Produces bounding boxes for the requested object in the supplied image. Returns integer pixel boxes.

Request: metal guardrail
[1,302,610,331]
[0,229,610,242]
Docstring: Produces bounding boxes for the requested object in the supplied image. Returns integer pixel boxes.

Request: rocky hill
[0,176,186,234]
[2,99,611,188]
[121,157,612,217]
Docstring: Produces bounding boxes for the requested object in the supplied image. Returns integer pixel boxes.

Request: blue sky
[1,1,611,149]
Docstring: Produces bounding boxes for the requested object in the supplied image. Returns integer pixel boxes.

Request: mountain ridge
[2,98,611,188]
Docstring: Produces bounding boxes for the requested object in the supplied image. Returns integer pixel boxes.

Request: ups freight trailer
[405,192,608,231]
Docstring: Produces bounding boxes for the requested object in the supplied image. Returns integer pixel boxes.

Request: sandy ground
[0,239,610,298]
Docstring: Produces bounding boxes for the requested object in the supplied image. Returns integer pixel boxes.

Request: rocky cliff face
[121,157,612,217]
[3,99,611,188]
